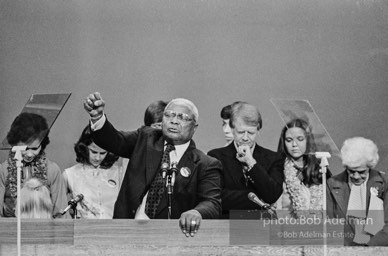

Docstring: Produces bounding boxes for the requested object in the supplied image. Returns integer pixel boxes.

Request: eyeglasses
[163,110,195,123]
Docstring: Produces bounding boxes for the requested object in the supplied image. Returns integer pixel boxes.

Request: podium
[0,219,387,256]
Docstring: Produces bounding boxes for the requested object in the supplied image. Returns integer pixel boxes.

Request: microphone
[160,162,169,179]
[170,161,178,187]
[248,192,276,216]
[62,194,84,215]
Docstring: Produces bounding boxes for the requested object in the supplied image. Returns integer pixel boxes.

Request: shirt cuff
[90,113,106,131]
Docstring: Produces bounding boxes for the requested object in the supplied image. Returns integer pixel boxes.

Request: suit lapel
[329,171,350,217]
[366,169,385,209]
[222,142,245,187]
[174,141,196,191]
[145,135,164,185]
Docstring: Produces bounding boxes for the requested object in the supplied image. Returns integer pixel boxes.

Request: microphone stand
[65,201,78,219]
[166,162,178,220]
[12,145,27,256]
[166,172,173,220]
[71,202,78,219]
[315,152,330,256]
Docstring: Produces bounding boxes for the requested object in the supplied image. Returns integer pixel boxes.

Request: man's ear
[193,122,199,132]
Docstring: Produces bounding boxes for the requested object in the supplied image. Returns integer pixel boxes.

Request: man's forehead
[166,103,192,113]
[234,119,257,131]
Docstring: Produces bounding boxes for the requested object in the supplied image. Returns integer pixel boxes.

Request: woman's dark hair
[220,105,232,119]
[6,112,50,151]
[74,126,119,169]
[144,100,167,126]
[220,101,243,120]
[277,119,331,186]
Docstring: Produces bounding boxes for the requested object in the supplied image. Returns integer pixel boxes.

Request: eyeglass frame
[163,110,196,123]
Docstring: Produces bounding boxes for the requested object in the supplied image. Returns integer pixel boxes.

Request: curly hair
[277,118,331,186]
[74,126,119,169]
[341,137,379,169]
[6,112,50,151]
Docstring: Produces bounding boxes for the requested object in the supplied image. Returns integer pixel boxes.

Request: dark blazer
[327,169,388,246]
[92,119,222,219]
[208,142,284,218]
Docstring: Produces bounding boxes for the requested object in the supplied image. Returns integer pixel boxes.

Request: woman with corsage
[327,137,388,246]
[63,126,123,219]
[275,119,331,219]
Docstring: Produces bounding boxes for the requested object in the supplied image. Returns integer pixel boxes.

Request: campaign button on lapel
[180,167,191,178]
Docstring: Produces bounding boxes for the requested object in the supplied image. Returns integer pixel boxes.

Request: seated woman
[63,126,123,219]
[19,178,53,219]
[276,119,331,218]
[0,112,68,218]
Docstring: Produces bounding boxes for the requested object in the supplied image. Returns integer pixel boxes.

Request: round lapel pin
[180,167,191,178]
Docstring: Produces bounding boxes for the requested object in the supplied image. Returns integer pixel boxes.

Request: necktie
[242,165,249,187]
[145,144,175,218]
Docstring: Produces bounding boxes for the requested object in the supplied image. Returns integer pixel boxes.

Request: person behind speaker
[327,137,388,246]
[19,177,53,218]
[122,100,168,169]
[63,125,123,219]
[220,104,234,146]
[208,102,284,219]
[144,100,168,129]
[83,92,222,237]
[275,119,331,219]
[0,112,68,218]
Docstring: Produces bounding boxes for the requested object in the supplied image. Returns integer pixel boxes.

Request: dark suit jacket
[327,169,388,246]
[92,119,222,219]
[208,142,284,218]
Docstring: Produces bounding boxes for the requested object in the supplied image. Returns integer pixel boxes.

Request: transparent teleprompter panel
[1,93,71,149]
[271,98,340,157]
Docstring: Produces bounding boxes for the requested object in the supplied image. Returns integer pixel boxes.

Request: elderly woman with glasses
[327,136,388,246]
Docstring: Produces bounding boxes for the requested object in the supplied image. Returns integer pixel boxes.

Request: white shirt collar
[165,140,190,165]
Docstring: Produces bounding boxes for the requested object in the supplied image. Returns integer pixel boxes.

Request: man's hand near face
[236,145,257,168]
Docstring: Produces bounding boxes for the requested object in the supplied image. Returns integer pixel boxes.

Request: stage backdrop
[1,0,387,175]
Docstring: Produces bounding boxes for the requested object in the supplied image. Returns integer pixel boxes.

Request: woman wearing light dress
[63,126,123,219]
[275,119,331,219]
